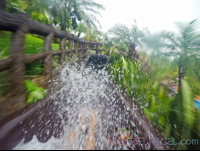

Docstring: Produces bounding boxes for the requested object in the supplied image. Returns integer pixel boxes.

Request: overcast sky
[94,0,200,33]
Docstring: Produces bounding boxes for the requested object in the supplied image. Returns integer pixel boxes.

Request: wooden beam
[0,51,62,72]
[25,52,47,64]
[0,11,101,45]
[0,58,12,72]
[96,44,99,54]
[88,48,106,51]
[52,51,62,56]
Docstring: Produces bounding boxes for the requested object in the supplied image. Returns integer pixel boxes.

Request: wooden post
[77,42,82,65]
[96,44,99,55]
[74,42,79,54]
[84,43,87,54]
[106,50,110,56]
[82,43,87,56]
[68,40,74,58]
[43,27,54,78]
[79,42,83,56]
[128,44,136,61]
[81,42,85,60]
[10,13,28,106]
[59,37,67,65]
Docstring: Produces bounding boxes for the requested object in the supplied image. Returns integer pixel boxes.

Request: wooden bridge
[0,10,170,150]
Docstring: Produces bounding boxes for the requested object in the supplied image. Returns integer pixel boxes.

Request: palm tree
[2,0,105,31]
[1,0,27,13]
[46,0,105,30]
[67,22,105,44]
[73,23,86,37]
[1,0,51,24]
[145,20,200,89]
[155,20,200,149]
[107,20,145,58]
[24,0,51,24]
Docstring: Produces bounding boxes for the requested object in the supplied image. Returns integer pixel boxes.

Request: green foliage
[144,20,200,89]
[2,0,105,45]
[181,79,195,133]
[107,20,146,52]
[25,33,59,54]
[45,0,105,30]
[0,32,11,97]
[0,31,10,59]
[2,0,50,24]
[26,60,43,75]
[0,31,59,75]
[24,33,59,75]
[0,31,60,98]
[4,0,27,13]
[3,0,105,31]
[185,76,200,95]
[109,53,200,150]
[52,56,59,67]
[25,79,46,104]
[74,23,86,37]
[0,71,9,99]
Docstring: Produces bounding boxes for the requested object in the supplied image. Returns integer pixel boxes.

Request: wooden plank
[25,52,48,64]
[88,48,106,51]
[87,42,102,46]
[96,44,99,54]
[52,51,62,56]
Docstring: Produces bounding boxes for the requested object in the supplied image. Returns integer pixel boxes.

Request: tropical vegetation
[108,20,200,150]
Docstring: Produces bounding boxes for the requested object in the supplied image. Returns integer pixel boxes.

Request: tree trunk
[77,32,81,37]
[128,44,136,61]
[61,25,66,31]
[178,65,182,90]
[178,53,187,91]
[178,63,185,91]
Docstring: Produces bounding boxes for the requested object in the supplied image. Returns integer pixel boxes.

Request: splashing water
[12,61,151,150]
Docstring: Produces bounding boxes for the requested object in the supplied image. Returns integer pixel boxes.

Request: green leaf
[164,122,171,138]
[181,79,195,126]
[26,89,46,104]
[25,79,38,92]
[25,79,46,104]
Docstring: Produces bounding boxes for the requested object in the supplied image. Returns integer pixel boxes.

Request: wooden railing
[0,10,105,105]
